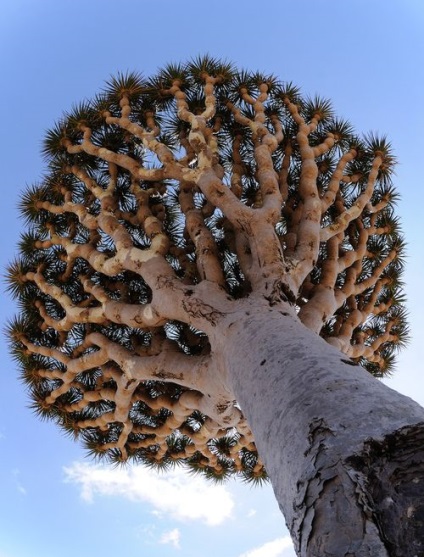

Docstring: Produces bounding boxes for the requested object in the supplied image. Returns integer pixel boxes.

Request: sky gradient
[1,1,424,556]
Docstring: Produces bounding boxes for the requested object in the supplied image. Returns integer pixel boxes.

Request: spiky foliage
[7,57,407,481]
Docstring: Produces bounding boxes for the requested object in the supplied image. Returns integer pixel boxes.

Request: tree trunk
[217,299,424,556]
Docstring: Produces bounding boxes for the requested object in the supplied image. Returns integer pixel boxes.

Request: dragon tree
[7,57,424,555]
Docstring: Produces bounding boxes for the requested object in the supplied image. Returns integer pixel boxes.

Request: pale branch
[226,90,283,220]
[346,325,400,360]
[178,182,226,286]
[320,156,383,242]
[24,270,103,331]
[37,198,98,230]
[21,329,217,394]
[298,235,342,331]
[82,278,166,328]
[65,136,167,182]
[312,134,336,157]
[27,330,252,463]
[278,142,292,202]
[234,227,255,283]
[283,96,305,127]
[68,163,110,200]
[269,113,285,146]
[246,215,288,294]
[254,143,283,222]
[320,148,357,212]
[175,76,219,125]
[282,104,323,288]
[104,104,178,167]
[35,211,175,292]
[366,198,392,214]
[339,246,398,300]
[34,220,231,330]
[300,218,397,338]
[340,172,363,183]
[304,228,369,322]
[172,80,217,169]
[195,167,252,226]
[176,128,197,167]
[40,233,126,276]
[336,227,370,271]
[226,97,272,143]
[229,134,246,198]
[359,280,389,314]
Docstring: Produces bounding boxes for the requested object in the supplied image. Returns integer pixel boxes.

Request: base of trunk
[352,423,424,556]
[304,423,424,556]
[217,299,424,556]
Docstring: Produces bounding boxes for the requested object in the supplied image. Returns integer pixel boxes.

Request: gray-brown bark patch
[294,419,389,556]
[263,279,296,306]
[181,297,224,326]
[341,358,359,367]
[292,418,338,554]
[153,370,184,381]
[306,417,335,452]
[349,422,424,556]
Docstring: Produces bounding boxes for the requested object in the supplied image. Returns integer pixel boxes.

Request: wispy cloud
[63,461,234,526]
[238,536,295,557]
[11,469,27,496]
[16,484,27,495]
[159,528,181,549]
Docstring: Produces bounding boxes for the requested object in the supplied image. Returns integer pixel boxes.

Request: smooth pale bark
[214,298,424,556]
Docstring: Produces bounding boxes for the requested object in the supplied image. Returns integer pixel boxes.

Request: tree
[7,56,424,555]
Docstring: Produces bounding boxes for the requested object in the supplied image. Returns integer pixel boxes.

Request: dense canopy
[7,56,406,481]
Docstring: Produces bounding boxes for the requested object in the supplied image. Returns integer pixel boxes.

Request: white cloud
[238,536,295,557]
[159,528,181,549]
[63,461,234,526]
[247,508,257,518]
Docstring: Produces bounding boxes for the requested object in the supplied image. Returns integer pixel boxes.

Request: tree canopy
[7,56,407,483]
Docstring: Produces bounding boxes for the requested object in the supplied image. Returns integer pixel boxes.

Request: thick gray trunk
[219,300,424,556]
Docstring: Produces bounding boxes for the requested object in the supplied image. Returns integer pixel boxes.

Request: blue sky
[1,1,424,556]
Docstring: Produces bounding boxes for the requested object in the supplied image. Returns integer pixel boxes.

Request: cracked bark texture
[7,57,423,554]
[222,303,424,555]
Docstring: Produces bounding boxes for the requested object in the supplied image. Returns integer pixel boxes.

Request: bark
[215,297,424,556]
